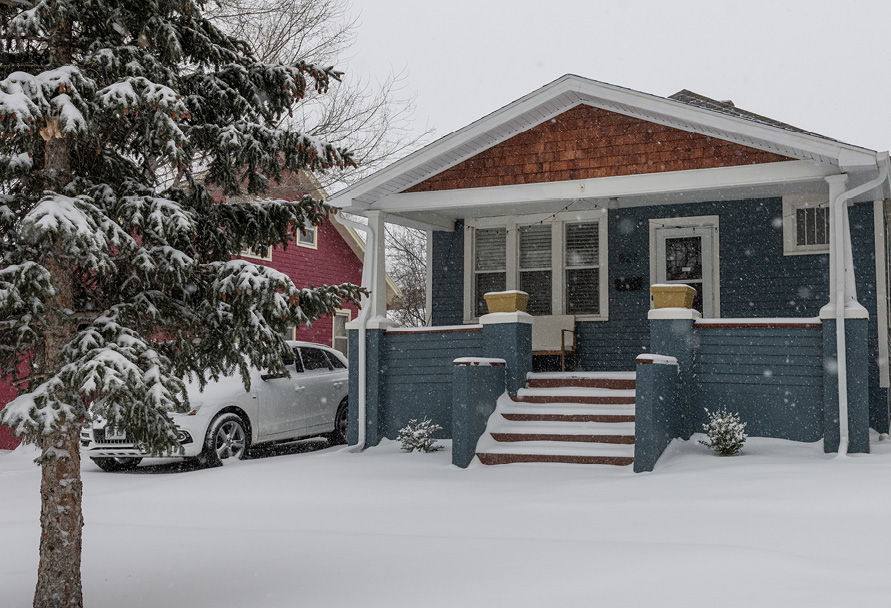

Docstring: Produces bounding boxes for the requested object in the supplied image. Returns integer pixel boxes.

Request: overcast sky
[345,0,891,155]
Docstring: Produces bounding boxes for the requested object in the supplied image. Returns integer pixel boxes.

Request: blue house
[329,75,891,470]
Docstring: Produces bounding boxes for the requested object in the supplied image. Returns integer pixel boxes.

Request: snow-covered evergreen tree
[699,407,748,456]
[397,418,443,453]
[0,2,362,606]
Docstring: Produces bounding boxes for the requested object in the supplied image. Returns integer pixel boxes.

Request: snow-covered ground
[3,435,891,607]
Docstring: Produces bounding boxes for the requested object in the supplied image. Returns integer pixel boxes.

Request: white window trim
[283,325,297,341]
[297,225,318,249]
[463,209,609,323]
[332,309,351,355]
[240,245,273,261]
[648,214,721,318]
[783,193,830,255]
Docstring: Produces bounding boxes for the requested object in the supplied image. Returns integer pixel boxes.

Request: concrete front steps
[476,372,636,466]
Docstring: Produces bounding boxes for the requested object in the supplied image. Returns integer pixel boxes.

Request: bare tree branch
[206,0,433,189]
[386,224,427,327]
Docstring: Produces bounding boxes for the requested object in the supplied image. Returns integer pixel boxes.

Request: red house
[235,170,399,351]
[0,170,397,450]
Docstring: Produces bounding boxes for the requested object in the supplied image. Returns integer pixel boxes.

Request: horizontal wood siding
[430,220,464,326]
[692,325,823,441]
[849,202,889,433]
[579,197,831,371]
[381,327,484,438]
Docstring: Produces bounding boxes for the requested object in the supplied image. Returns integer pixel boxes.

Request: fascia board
[373,160,837,213]
[326,77,579,207]
[328,75,877,208]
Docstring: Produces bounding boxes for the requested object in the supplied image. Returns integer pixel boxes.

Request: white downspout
[827,152,891,456]
[333,212,376,452]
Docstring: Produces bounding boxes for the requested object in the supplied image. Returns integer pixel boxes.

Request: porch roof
[328,75,888,231]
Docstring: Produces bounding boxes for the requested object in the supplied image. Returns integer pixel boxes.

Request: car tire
[200,413,249,467]
[329,398,348,445]
[91,457,143,472]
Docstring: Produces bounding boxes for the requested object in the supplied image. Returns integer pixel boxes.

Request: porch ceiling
[377,160,889,231]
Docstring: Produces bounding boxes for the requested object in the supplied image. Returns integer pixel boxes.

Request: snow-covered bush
[397,418,443,452]
[699,407,747,456]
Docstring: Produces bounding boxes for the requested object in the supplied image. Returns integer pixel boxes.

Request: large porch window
[465,210,608,321]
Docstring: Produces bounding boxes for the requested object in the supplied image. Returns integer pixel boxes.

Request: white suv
[81,341,349,471]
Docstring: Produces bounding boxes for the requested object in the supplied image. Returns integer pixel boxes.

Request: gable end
[404,105,794,193]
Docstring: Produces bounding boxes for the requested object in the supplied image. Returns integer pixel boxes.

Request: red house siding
[242,217,363,346]
[0,378,16,449]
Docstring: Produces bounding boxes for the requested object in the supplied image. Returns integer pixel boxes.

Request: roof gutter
[332,211,374,452]
[828,152,890,456]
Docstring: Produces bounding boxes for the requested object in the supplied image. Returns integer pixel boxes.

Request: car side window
[291,347,304,373]
[325,351,346,369]
[299,347,332,372]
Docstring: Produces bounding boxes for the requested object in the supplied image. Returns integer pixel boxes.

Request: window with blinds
[564,222,599,315]
[474,228,507,317]
[518,224,552,315]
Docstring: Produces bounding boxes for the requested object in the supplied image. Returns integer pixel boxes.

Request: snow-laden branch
[0,67,93,138]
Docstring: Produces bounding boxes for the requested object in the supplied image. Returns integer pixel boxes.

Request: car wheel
[329,398,348,445]
[201,413,248,467]
[91,457,143,472]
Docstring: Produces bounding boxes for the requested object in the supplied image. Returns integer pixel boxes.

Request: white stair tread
[490,421,636,436]
[527,371,636,380]
[517,387,636,398]
[477,437,635,458]
[500,402,635,416]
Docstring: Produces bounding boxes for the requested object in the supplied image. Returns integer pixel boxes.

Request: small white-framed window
[464,209,608,322]
[332,309,351,356]
[783,193,830,255]
[282,325,296,341]
[240,244,273,261]
[297,225,318,249]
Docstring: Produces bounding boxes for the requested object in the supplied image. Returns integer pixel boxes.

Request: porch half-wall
[430,198,888,432]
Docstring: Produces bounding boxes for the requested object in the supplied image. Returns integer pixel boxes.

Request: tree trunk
[33,60,84,604]
[34,218,84,608]
[34,420,83,608]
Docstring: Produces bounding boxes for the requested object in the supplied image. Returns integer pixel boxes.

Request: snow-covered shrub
[699,407,747,456]
[397,418,443,452]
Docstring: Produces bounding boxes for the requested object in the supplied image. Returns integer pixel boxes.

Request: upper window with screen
[297,225,317,248]
[783,194,830,255]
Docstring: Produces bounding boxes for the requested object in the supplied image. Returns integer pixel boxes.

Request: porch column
[366,210,389,320]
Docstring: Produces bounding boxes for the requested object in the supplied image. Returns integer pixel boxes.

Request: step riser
[526,379,636,390]
[479,373,637,467]
[491,433,635,444]
[478,453,634,466]
[511,395,636,405]
[502,413,635,423]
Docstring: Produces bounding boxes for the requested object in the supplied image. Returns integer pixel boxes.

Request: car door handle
[294,385,305,392]
[333,381,344,388]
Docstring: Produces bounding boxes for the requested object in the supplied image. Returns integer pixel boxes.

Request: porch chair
[531,315,578,371]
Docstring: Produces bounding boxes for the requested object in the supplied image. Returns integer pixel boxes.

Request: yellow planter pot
[483,291,530,314]
[650,284,696,309]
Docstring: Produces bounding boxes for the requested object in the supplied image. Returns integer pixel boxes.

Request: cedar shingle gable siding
[404,105,793,192]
